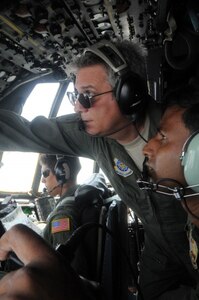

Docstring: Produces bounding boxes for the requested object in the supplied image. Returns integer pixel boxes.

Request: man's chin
[86,129,100,136]
[85,125,103,137]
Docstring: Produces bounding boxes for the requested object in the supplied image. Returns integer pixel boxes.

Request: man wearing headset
[138,83,199,298]
[0,39,195,299]
[39,154,111,281]
[39,154,81,248]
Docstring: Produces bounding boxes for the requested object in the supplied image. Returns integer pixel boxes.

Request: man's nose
[143,140,153,158]
[143,143,149,156]
[74,100,88,113]
[143,138,158,159]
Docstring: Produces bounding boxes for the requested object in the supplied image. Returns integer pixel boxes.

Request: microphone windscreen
[142,157,149,181]
[43,187,47,193]
[78,120,85,131]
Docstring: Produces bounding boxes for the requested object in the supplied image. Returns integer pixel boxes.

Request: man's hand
[0,224,86,300]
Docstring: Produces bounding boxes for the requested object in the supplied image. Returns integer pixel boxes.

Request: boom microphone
[43,184,61,195]
[43,187,47,193]
[49,184,61,194]
[78,116,147,142]
[78,119,85,131]
[141,157,149,181]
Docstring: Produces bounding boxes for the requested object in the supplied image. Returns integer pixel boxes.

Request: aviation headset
[84,40,148,116]
[54,156,81,185]
[180,130,199,192]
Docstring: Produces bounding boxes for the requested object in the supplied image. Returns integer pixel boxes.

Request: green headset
[180,130,199,192]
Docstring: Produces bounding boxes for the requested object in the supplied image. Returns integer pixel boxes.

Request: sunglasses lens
[78,94,91,108]
[67,92,76,106]
[42,169,50,178]
[67,92,91,108]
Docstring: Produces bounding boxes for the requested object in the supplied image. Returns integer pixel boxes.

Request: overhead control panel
[0,0,198,102]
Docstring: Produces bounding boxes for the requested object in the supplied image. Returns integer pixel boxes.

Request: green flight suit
[0,102,198,299]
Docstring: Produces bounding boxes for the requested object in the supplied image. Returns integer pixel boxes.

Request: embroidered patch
[51,217,70,234]
[188,228,198,269]
[113,158,133,177]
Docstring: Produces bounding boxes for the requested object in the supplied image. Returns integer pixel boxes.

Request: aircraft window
[57,82,75,116]
[0,83,60,193]
[22,83,60,121]
[0,82,95,194]
[0,152,39,193]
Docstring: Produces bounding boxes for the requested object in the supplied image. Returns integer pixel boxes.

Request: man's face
[74,64,130,137]
[41,165,59,196]
[143,106,190,187]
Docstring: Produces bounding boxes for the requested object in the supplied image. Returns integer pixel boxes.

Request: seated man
[39,154,81,248]
[138,84,199,299]
[0,156,112,300]
[39,154,112,281]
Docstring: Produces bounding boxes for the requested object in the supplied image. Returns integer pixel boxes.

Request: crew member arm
[0,109,93,157]
[0,224,87,300]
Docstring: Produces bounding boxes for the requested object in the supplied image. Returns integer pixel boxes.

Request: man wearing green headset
[138,83,199,299]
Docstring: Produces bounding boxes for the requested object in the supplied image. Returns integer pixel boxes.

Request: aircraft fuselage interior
[0,0,199,299]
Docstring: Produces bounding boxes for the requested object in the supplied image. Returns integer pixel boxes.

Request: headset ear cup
[54,158,70,185]
[85,40,148,116]
[115,72,147,115]
[181,132,199,192]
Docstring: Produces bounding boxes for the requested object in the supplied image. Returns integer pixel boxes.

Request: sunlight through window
[0,83,59,193]
[0,82,94,193]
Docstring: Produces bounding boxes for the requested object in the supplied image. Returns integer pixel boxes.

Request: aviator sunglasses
[67,90,113,108]
[42,169,50,178]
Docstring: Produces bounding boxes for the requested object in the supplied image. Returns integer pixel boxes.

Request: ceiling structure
[0,0,198,105]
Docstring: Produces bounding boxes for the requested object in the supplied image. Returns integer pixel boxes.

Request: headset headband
[84,40,128,74]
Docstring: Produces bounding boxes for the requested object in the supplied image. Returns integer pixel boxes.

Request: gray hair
[70,39,147,88]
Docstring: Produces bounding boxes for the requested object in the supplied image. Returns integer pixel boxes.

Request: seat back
[56,175,130,300]
[99,197,129,300]
[58,195,130,300]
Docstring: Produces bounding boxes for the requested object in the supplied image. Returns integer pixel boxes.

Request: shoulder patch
[51,217,70,233]
[114,158,133,177]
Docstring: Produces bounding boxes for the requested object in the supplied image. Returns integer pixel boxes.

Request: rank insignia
[114,158,133,177]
